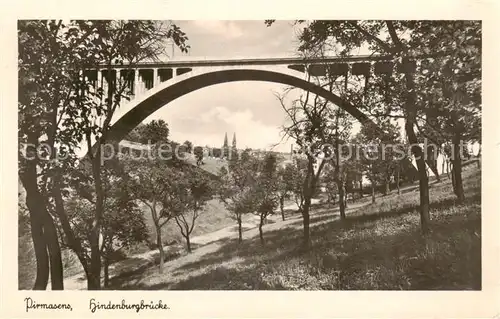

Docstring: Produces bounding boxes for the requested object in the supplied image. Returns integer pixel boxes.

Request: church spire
[223,132,228,148]
[222,132,229,158]
[232,132,237,150]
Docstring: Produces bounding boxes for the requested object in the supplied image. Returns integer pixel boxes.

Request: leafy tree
[18,19,92,290]
[76,22,186,289]
[193,146,204,166]
[265,20,480,234]
[217,149,257,243]
[275,65,354,246]
[327,107,353,219]
[393,142,411,195]
[339,149,363,206]
[359,120,403,198]
[362,144,379,204]
[127,155,182,273]
[344,142,365,201]
[410,21,481,202]
[100,201,147,288]
[212,148,222,159]
[173,168,214,252]
[276,164,295,220]
[139,120,170,144]
[183,140,193,153]
[123,123,146,143]
[288,157,309,216]
[322,164,338,206]
[18,19,189,289]
[65,157,148,288]
[228,147,240,169]
[252,153,279,244]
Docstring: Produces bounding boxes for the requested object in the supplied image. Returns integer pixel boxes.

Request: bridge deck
[97,54,424,69]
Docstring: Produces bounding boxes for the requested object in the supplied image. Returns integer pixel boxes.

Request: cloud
[174,20,300,58]
[190,20,244,39]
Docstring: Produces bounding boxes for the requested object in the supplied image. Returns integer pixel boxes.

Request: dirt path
[188,198,320,246]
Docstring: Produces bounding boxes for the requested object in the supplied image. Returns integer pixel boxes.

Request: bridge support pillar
[134,69,139,96]
[97,69,102,92]
[153,68,158,89]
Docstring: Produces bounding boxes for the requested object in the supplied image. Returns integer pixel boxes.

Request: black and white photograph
[15,19,484,292]
[3,2,498,314]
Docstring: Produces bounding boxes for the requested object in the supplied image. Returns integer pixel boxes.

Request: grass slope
[139,198,237,248]
[112,166,481,290]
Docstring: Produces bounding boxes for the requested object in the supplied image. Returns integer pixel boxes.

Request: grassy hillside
[213,167,480,290]
[183,154,227,176]
[114,165,480,290]
[19,165,481,290]
[139,198,237,248]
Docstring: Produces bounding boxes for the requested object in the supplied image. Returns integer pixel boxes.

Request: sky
[137,20,305,152]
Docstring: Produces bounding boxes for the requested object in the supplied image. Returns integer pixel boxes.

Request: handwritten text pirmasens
[24,297,73,312]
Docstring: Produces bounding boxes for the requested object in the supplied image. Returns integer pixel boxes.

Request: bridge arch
[107,68,377,142]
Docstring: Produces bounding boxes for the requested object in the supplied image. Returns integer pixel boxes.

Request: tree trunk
[87,261,101,290]
[452,133,465,202]
[371,182,376,204]
[103,257,110,289]
[451,163,457,192]
[185,234,192,253]
[52,178,90,278]
[405,123,431,235]
[88,155,104,290]
[344,189,348,208]
[441,157,446,178]
[397,166,401,195]
[477,144,481,168]
[44,216,64,290]
[150,205,165,272]
[426,159,440,182]
[237,217,243,243]
[384,179,390,196]
[27,202,49,290]
[259,214,265,245]
[20,151,63,290]
[156,226,165,273]
[359,180,363,198]
[88,230,101,289]
[280,196,285,221]
[391,43,431,234]
[338,182,346,220]
[301,198,311,250]
[415,154,431,234]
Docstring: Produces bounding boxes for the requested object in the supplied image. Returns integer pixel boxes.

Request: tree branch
[348,21,395,54]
